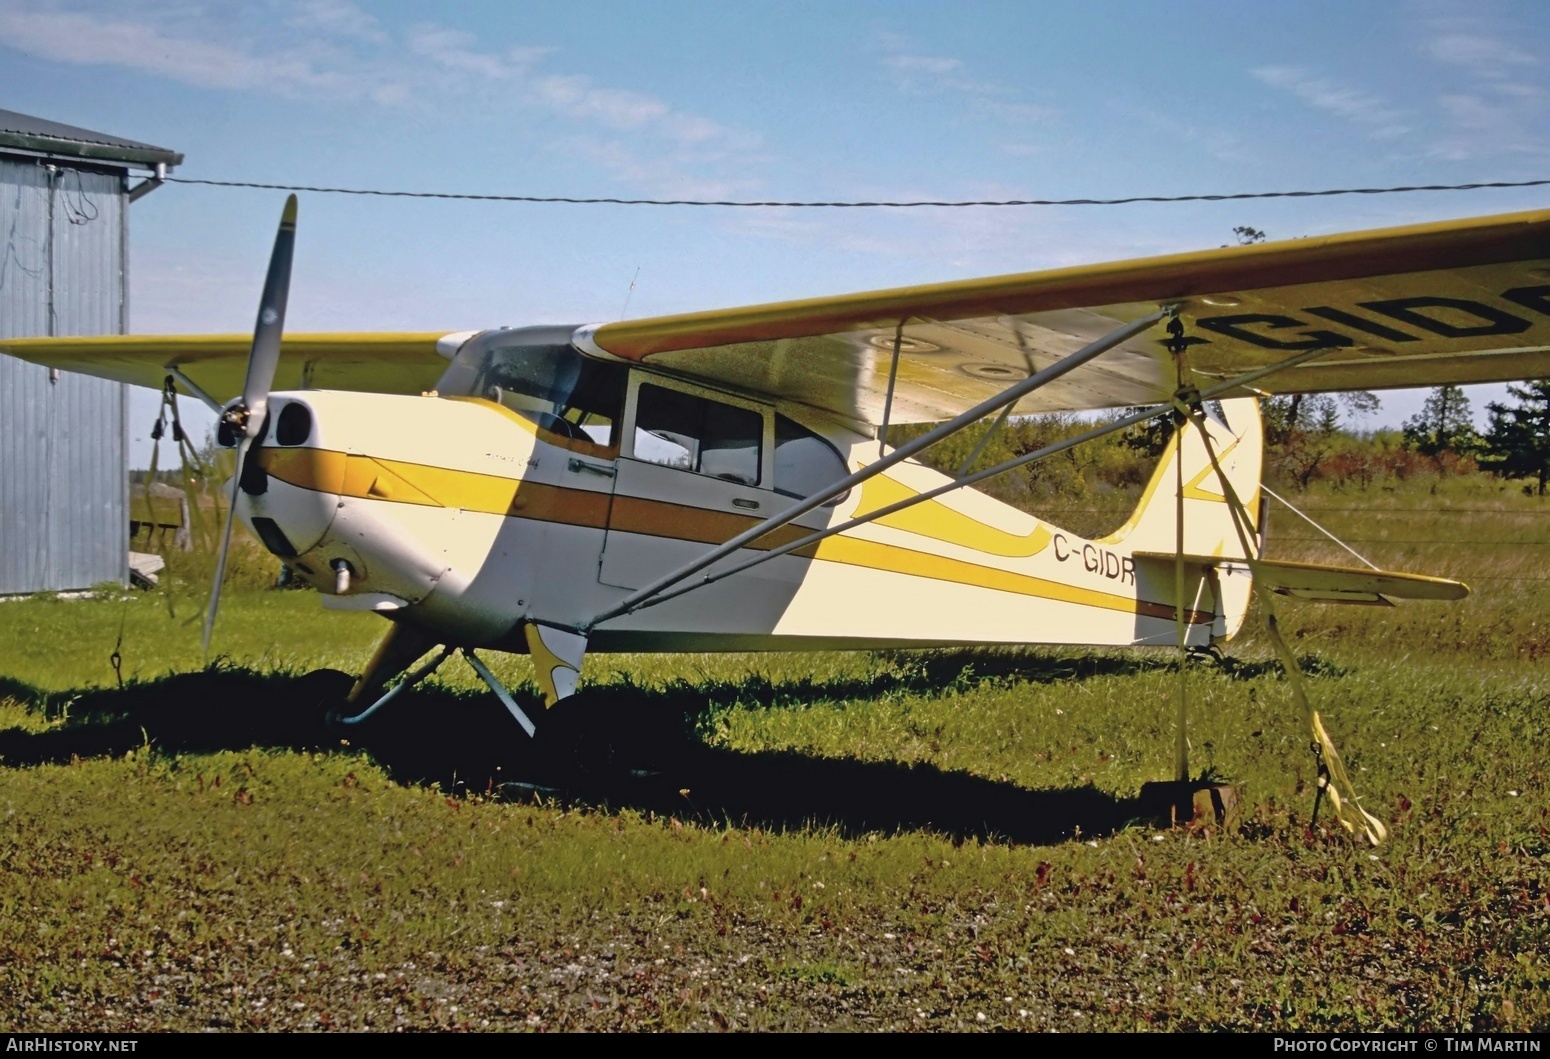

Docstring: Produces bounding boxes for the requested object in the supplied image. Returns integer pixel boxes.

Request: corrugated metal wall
[0,157,128,593]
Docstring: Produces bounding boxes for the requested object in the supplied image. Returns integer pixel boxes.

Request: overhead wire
[163,176,1550,208]
[1269,537,1550,544]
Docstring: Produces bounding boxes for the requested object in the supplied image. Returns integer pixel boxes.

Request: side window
[775,414,850,505]
[634,384,763,486]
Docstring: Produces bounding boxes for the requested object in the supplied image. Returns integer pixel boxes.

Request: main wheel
[537,690,672,784]
[291,668,356,735]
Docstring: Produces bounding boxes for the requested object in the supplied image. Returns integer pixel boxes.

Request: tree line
[1398,381,1550,496]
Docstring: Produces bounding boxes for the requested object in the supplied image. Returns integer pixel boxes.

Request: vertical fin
[1112,397,1264,561]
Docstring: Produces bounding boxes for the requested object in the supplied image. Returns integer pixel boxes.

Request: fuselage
[233,332,1264,657]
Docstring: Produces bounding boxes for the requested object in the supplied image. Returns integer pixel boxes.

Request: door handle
[732,498,760,510]
[568,457,616,478]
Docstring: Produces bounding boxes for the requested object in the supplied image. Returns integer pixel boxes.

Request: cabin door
[598,376,775,592]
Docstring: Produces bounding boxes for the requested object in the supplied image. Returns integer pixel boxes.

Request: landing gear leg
[325,621,447,728]
[463,648,537,737]
[332,645,453,728]
[347,622,436,707]
[460,621,590,741]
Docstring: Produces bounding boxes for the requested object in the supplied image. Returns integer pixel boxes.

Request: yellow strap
[1183,403,1387,845]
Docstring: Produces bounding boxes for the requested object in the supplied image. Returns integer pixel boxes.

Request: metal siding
[0,158,128,593]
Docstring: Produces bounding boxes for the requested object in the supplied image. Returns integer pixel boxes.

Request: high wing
[3,208,1547,420]
[0,332,464,404]
[577,207,1550,425]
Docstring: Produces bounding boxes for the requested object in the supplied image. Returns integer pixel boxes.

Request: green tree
[1481,380,1550,496]
[1402,385,1477,456]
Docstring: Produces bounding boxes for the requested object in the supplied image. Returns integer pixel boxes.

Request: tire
[538,691,670,783]
[292,668,356,732]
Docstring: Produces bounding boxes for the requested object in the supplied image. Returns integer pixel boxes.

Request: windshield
[436,327,626,444]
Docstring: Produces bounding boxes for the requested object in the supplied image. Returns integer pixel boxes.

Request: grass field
[1,475,1547,1032]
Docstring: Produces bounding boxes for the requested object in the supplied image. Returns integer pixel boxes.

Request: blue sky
[2,0,1548,465]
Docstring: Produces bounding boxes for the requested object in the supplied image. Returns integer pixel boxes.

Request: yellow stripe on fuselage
[253,446,1210,623]
[852,474,1053,558]
[811,535,1208,623]
[256,446,614,527]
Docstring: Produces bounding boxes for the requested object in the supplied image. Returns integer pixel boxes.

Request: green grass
[0,477,1547,1031]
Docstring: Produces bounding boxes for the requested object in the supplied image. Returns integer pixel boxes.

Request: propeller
[203,194,298,657]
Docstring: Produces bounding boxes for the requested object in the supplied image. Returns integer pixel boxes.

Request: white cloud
[400,25,751,153]
[404,25,550,81]
[1251,66,1410,139]
[1423,31,1534,79]
[882,54,964,76]
[535,75,669,129]
[1417,19,1548,162]
[285,0,387,45]
[1429,91,1550,161]
[0,3,768,197]
[0,7,367,97]
[1115,104,1254,166]
[876,33,1056,127]
[565,137,756,202]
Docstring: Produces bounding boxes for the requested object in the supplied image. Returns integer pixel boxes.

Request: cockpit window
[435,329,626,445]
[479,344,625,444]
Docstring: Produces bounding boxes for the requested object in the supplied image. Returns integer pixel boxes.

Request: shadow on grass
[0,660,1240,846]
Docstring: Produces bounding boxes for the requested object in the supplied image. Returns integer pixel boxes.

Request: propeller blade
[203,436,251,658]
[205,196,298,657]
[240,193,298,438]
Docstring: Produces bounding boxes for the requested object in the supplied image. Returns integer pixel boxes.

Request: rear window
[775,414,849,504]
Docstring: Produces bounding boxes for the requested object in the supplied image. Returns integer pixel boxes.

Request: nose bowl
[241,445,345,557]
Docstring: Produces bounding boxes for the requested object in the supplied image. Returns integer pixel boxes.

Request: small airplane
[5,199,1548,840]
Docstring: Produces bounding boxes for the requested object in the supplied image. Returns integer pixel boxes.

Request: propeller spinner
[204,194,298,656]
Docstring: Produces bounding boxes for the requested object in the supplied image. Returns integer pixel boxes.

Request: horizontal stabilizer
[1133,553,1469,604]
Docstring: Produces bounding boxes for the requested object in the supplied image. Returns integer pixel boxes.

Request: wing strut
[1172,343,1191,783]
[956,401,1015,478]
[164,366,223,414]
[586,307,1171,629]
[878,318,906,457]
[594,343,1333,621]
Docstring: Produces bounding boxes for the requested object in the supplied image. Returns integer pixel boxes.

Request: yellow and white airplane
[4,199,1548,829]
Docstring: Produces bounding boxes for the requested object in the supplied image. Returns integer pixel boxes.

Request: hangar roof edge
[0,108,183,169]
